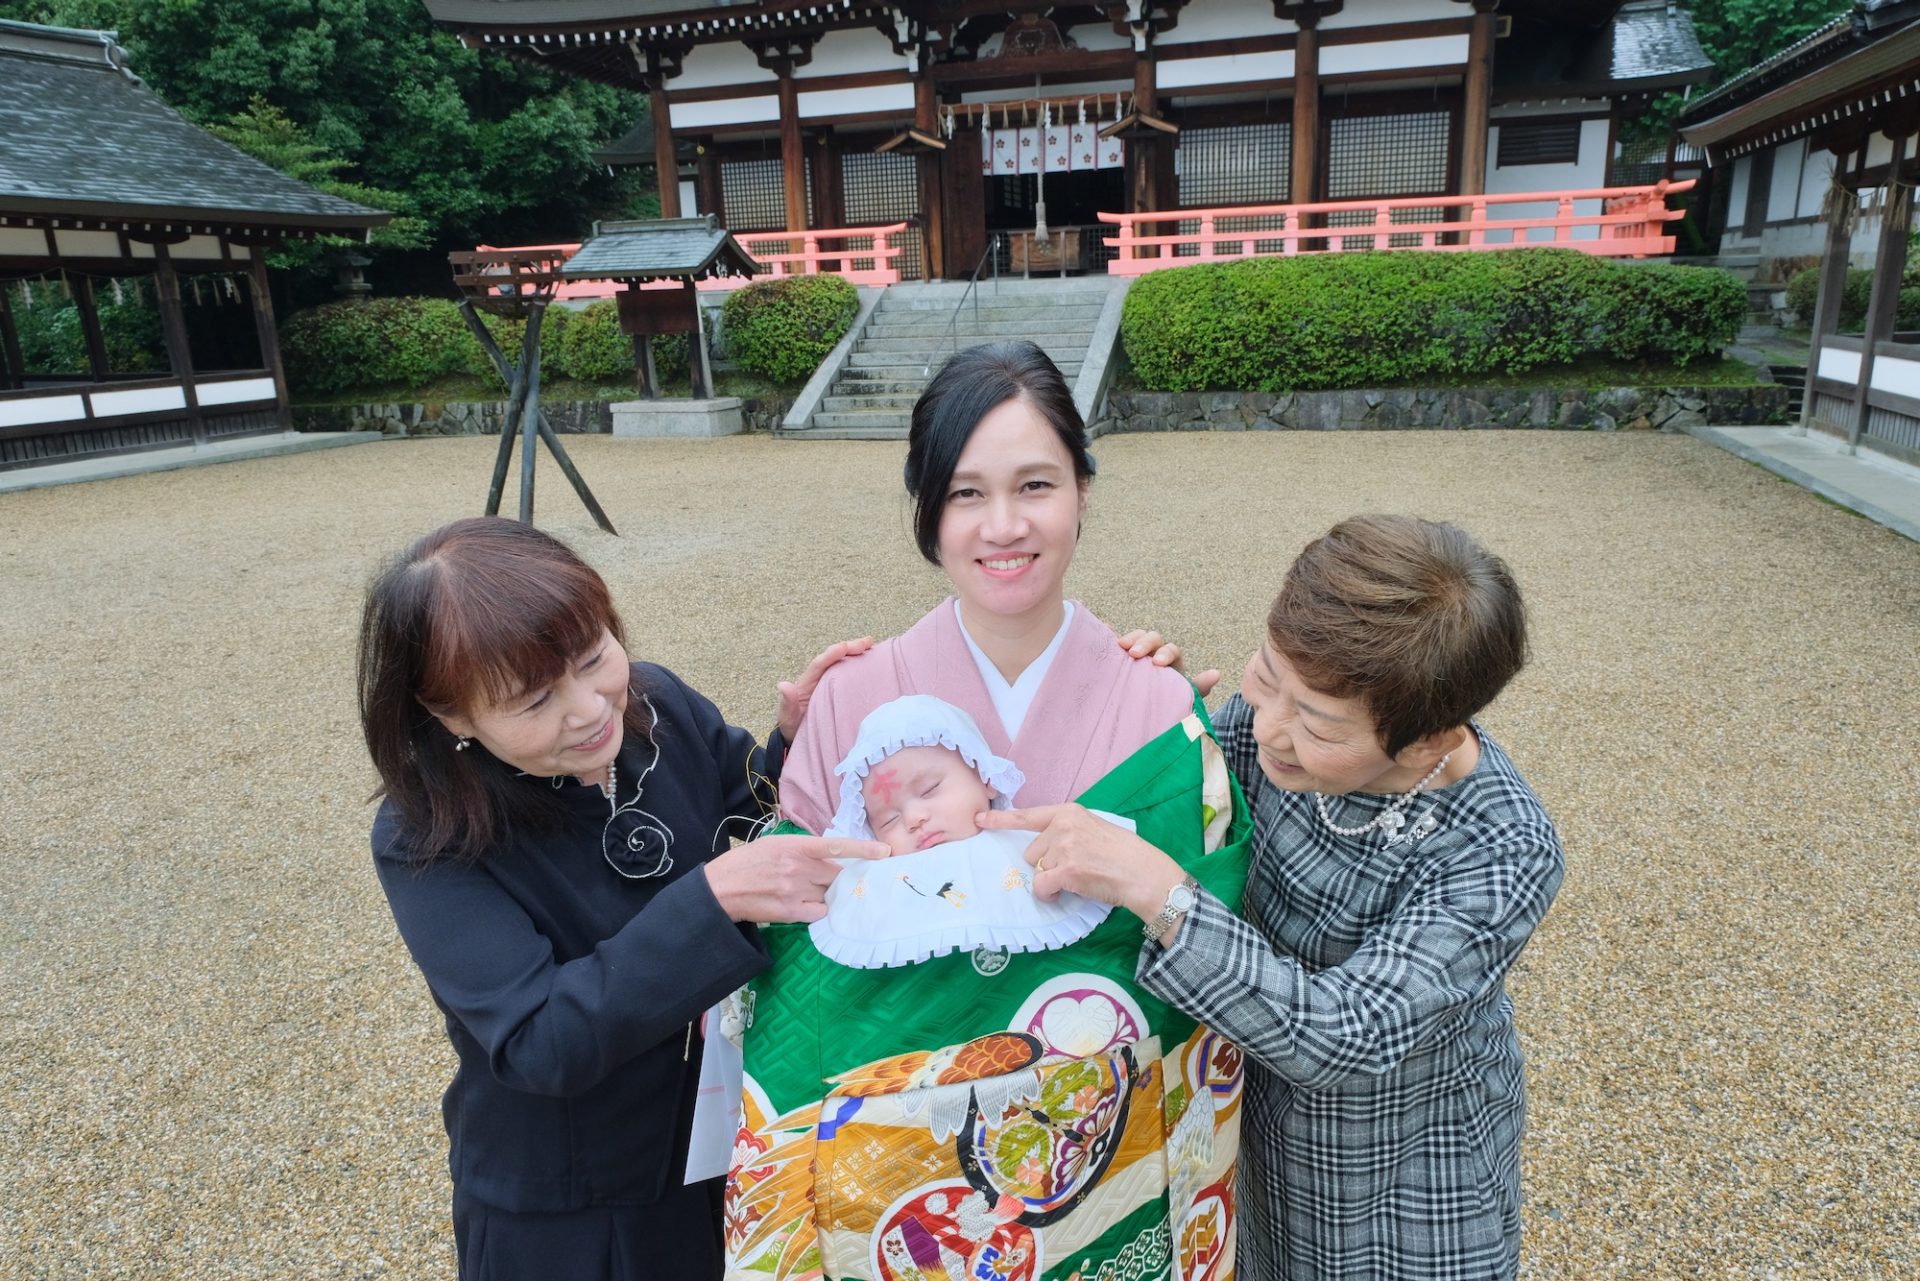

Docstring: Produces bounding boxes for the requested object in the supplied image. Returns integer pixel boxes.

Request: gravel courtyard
[1,429,1915,1280]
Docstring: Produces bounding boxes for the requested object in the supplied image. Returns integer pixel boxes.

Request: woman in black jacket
[358,517,885,1280]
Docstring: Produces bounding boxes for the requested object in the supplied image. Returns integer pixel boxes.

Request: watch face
[1169,884,1196,912]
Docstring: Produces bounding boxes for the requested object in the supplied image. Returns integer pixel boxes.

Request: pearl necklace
[1313,752,1452,838]
[604,760,617,810]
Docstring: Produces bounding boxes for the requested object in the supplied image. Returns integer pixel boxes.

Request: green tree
[1,0,656,284]
[206,96,427,271]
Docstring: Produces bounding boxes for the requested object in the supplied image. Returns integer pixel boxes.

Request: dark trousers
[452,1179,725,1280]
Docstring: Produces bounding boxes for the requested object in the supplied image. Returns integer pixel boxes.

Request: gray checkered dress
[1138,694,1564,1281]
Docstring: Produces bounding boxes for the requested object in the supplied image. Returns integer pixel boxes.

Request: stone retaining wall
[1101,384,1794,434]
[293,395,795,437]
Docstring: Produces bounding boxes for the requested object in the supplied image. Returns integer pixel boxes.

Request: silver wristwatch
[1143,874,1199,940]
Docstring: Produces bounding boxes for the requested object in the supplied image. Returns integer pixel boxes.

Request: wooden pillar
[915,71,946,280]
[0,285,22,390]
[811,133,847,271]
[152,242,205,445]
[1801,171,1855,434]
[1847,134,1913,453]
[650,79,681,218]
[1291,11,1322,205]
[72,275,110,380]
[1130,52,1159,215]
[778,70,807,233]
[695,145,725,224]
[1459,1,1497,197]
[246,248,293,432]
[686,280,715,399]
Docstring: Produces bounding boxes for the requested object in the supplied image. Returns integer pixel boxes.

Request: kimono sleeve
[373,823,768,1101]
[1137,829,1563,1091]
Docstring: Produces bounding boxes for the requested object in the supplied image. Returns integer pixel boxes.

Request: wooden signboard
[617,283,699,336]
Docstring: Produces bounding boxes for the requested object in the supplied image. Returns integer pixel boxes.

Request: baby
[811,694,1122,967]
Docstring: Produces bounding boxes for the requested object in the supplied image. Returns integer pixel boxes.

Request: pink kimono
[780,598,1195,831]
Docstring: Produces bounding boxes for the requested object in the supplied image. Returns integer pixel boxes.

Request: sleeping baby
[810,693,1123,968]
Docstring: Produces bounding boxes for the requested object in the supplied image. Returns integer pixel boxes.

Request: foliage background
[0,0,655,301]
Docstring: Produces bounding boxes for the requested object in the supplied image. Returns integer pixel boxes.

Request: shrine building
[422,0,1713,279]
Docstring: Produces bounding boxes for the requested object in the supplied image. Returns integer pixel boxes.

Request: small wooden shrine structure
[1681,0,1920,464]
[560,215,761,399]
[0,19,388,471]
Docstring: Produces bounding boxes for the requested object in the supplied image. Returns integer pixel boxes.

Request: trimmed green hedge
[721,273,858,383]
[1783,265,1920,332]
[1120,249,1749,392]
[556,299,688,384]
[282,296,693,395]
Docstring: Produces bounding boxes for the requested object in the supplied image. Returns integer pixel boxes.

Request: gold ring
[1035,858,1049,873]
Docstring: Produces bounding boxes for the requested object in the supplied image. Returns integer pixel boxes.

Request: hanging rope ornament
[59,270,71,299]
[18,279,30,307]
[111,278,124,305]
[1820,176,1861,237]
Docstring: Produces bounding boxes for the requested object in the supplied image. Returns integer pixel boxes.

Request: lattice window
[1326,111,1451,199]
[1498,120,1582,167]
[1325,204,1448,251]
[840,150,922,279]
[720,158,813,233]
[1179,123,1292,207]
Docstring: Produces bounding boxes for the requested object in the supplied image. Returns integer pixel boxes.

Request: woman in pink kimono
[730,341,1252,1281]
[779,339,1193,830]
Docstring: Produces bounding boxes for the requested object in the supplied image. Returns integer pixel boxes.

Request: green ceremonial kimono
[724,698,1253,1281]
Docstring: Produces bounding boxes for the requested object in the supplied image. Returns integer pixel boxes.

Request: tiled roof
[560,216,760,279]
[0,19,387,233]
[1608,1,1715,83]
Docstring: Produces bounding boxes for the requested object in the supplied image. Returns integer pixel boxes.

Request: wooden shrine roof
[1679,2,1920,160]
[0,20,390,238]
[559,215,761,280]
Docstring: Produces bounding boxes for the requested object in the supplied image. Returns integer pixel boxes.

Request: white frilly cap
[824,694,1026,841]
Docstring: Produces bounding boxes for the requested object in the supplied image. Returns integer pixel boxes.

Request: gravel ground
[1,430,1915,1280]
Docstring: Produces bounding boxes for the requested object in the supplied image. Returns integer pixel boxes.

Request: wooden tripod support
[458,299,618,536]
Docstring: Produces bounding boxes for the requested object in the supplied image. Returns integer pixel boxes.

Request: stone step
[854,334,1096,355]
[778,423,912,440]
[844,353,1084,375]
[863,320,1101,341]
[819,393,922,413]
[873,299,1109,320]
[809,410,914,432]
[827,376,930,395]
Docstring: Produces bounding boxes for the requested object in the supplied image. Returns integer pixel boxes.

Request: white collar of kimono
[824,694,1026,842]
[808,825,1124,969]
[953,598,1075,742]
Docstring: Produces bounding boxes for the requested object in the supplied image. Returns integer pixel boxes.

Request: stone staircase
[784,276,1121,438]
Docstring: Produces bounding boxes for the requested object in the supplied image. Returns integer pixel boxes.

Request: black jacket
[372,663,780,1212]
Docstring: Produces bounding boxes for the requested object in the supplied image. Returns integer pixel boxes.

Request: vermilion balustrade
[1097,181,1695,276]
[477,222,911,298]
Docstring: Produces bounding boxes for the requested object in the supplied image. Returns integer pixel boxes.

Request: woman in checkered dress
[980,514,1566,1280]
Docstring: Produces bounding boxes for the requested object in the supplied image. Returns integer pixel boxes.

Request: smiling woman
[354,517,888,1281]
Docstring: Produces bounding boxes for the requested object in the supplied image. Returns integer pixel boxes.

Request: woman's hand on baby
[704,833,889,925]
[1116,629,1220,698]
[976,804,1187,925]
[777,636,875,741]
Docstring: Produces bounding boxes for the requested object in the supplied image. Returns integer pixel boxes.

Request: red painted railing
[1097,181,1694,276]
[476,222,911,299]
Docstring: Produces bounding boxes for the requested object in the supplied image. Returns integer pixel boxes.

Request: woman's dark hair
[903,339,1096,564]
[357,516,651,863]
[1267,514,1529,758]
